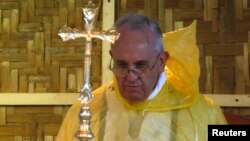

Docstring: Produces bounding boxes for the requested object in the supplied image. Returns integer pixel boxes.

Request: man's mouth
[125,85,140,91]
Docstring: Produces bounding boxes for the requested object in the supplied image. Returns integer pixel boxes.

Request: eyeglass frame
[109,53,162,77]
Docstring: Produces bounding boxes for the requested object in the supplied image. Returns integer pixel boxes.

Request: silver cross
[58,0,119,140]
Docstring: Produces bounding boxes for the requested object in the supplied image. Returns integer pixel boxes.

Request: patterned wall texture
[0,0,250,140]
[0,0,102,140]
[0,0,102,93]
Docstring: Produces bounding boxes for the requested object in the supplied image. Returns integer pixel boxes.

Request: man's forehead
[113,30,152,47]
[114,57,151,64]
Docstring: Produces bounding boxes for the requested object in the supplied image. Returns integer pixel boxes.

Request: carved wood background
[0,0,101,140]
[0,0,250,140]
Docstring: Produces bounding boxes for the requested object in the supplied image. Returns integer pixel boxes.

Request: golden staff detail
[58,0,119,140]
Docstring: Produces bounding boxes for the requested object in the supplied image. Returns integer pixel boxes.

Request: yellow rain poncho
[56,21,227,141]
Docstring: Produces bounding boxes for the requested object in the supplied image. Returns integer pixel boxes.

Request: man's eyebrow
[114,60,126,63]
[114,59,149,64]
[113,60,127,65]
[135,60,149,63]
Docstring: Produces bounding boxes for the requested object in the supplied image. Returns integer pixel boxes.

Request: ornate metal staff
[58,0,119,140]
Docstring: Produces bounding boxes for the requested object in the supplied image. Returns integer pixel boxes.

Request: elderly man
[56,13,227,141]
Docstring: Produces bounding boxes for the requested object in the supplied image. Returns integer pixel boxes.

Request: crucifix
[58,0,119,140]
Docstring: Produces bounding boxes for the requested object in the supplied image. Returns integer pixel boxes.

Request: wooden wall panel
[0,0,101,140]
[0,0,250,140]
[0,0,102,94]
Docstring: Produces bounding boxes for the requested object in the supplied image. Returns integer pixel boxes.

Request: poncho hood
[113,21,200,111]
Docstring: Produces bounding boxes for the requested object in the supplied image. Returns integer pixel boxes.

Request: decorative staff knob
[77,104,94,140]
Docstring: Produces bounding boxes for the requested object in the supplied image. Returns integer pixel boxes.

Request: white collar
[147,72,167,100]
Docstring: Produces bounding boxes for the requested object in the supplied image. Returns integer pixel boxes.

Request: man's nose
[125,69,138,81]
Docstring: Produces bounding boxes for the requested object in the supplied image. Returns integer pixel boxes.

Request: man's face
[110,26,166,103]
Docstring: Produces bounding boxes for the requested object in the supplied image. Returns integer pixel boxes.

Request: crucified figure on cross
[58,0,119,140]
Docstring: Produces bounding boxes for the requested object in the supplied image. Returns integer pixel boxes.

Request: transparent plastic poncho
[56,21,227,141]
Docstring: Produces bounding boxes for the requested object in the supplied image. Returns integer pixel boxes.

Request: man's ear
[164,51,169,60]
[159,51,169,72]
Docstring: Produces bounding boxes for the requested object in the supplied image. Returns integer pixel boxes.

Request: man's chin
[122,92,145,103]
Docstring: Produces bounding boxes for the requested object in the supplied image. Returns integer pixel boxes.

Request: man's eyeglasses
[109,54,161,77]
